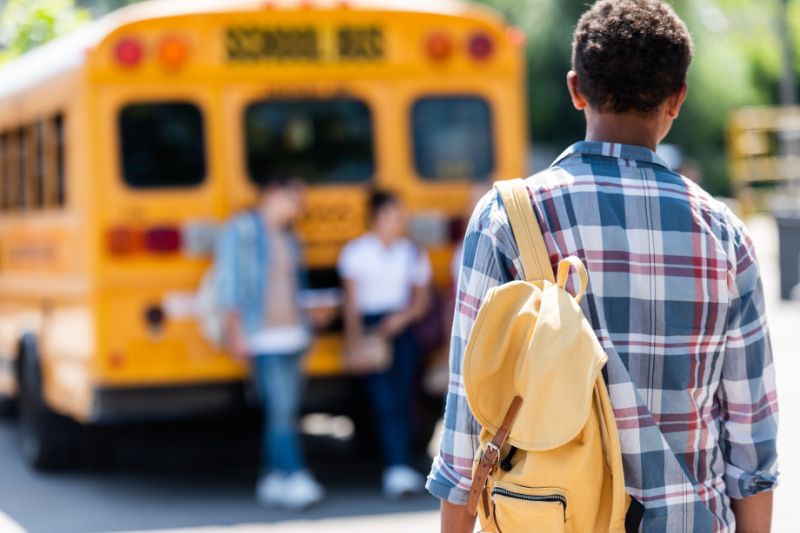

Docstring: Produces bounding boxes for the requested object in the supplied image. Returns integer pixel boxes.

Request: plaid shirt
[427,142,779,532]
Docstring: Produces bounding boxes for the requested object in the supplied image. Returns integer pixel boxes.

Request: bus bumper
[89,382,245,423]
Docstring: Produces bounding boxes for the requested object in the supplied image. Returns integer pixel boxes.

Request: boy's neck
[584,111,663,151]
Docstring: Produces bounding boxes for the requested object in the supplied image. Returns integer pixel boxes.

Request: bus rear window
[245,99,374,185]
[119,102,205,188]
[412,96,495,181]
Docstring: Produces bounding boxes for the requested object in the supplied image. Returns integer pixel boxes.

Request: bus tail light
[410,212,449,247]
[145,227,182,254]
[449,216,468,244]
[114,38,144,67]
[182,221,218,256]
[467,32,494,61]
[107,223,212,256]
[426,32,453,62]
[107,226,143,255]
[158,37,189,70]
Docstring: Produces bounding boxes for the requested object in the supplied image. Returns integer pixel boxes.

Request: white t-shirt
[338,234,432,315]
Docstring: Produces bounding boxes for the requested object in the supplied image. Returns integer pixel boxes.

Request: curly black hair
[572,0,694,114]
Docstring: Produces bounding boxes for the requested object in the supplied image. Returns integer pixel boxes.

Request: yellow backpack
[464,179,629,533]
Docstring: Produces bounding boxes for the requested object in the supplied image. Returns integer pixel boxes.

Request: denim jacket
[213,211,309,335]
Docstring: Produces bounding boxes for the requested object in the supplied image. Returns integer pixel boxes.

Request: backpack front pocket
[490,482,572,533]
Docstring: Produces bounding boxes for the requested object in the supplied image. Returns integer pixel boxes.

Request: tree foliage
[0,0,90,62]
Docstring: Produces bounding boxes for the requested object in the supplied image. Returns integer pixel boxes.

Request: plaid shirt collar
[552,140,673,170]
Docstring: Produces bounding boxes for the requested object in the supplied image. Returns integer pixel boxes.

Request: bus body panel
[0,0,527,423]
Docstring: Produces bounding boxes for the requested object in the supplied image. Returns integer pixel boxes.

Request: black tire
[18,338,79,470]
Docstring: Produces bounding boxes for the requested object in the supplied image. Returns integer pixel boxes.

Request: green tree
[0,0,90,62]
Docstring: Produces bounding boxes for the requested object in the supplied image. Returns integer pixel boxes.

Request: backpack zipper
[491,487,567,519]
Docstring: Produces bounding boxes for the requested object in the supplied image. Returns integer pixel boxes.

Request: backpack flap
[463,273,608,451]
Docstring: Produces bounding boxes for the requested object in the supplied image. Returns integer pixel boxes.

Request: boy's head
[258,173,304,226]
[369,189,406,240]
[568,0,694,144]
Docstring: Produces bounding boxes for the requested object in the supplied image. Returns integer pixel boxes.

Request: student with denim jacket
[214,177,324,510]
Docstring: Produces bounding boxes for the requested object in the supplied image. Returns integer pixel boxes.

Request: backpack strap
[495,179,555,283]
[466,395,523,517]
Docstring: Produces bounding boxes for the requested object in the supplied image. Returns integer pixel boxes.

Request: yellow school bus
[0,0,527,467]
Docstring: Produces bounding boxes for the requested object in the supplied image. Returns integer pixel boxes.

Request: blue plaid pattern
[427,142,779,532]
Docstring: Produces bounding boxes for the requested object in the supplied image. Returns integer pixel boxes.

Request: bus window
[412,96,494,181]
[17,127,26,209]
[245,99,374,185]
[33,122,45,208]
[0,132,6,210]
[119,102,205,188]
[55,113,65,206]
[6,131,18,210]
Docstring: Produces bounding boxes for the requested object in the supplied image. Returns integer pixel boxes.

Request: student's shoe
[382,465,425,499]
[256,472,286,507]
[281,470,326,511]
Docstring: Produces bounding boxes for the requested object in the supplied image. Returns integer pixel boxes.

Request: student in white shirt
[338,190,431,498]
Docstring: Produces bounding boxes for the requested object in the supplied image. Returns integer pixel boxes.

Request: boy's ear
[667,83,689,119]
[567,71,588,111]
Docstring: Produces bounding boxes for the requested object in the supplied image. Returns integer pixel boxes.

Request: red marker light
[145,226,182,254]
[426,32,453,62]
[115,38,144,67]
[468,32,494,61]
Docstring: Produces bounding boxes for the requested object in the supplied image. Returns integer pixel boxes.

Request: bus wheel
[18,339,78,470]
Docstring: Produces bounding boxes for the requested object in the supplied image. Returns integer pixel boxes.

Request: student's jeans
[362,313,420,467]
[252,353,305,475]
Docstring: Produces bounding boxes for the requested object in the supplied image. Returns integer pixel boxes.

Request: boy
[428,1,779,531]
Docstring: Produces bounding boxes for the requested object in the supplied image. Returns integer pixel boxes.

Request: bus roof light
[114,38,144,68]
[507,26,527,49]
[468,32,494,61]
[426,32,453,62]
[158,37,189,70]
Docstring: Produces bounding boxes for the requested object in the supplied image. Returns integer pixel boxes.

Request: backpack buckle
[482,442,500,466]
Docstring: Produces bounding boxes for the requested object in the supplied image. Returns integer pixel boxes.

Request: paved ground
[0,216,798,532]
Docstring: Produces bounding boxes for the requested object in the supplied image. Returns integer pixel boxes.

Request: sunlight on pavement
[0,511,25,533]
[127,511,440,533]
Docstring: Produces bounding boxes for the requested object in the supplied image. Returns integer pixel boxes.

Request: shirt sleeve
[412,248,433,287]
[213,219,239,313]
[337,241,358,280]
[718,222,779,499]
[426,190,522,504]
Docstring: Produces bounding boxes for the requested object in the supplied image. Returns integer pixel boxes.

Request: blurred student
[214,177,324,510]
[339,190,431,498]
